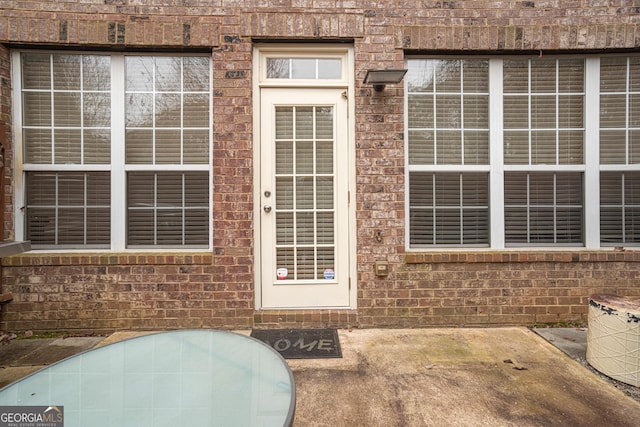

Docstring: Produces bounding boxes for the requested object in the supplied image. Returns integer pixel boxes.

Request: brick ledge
[406,250,640,264]
[1,252,214,267]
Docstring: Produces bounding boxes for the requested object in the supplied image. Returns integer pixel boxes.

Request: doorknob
[264,205,272,213]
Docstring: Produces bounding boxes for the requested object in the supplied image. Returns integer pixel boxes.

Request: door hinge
[349,277,351,290]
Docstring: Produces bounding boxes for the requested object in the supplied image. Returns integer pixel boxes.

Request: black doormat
[250,328,342,359]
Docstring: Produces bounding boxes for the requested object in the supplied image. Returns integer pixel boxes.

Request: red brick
[0,2,636,333]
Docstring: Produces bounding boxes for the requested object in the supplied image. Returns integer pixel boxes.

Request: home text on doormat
[250,329,342,359]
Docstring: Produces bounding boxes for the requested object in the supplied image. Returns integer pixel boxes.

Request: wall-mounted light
[364,69,408,92]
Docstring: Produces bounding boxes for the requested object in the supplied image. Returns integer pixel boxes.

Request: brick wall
[0,1,639,333]
[0,45,13,242]
[3,250,640,332]
[1,254,249,333]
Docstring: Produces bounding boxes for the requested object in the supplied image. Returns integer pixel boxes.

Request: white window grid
[503,58,585,166]
[407,60,490,166]
[13,51,213,251]
[20,54,112,166]
[406,56,640,250]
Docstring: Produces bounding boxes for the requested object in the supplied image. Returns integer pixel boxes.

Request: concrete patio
[1,327,639,426]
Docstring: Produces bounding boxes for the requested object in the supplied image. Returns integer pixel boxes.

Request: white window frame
[257,46,351,88]
[405,55,636,251]
[12,50,213,252]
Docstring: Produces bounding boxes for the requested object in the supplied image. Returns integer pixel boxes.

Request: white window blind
[504,172,583,244]
[127,172,209,247]
[274,106,336,279]
[503,58,584,166]
[26,172,110,247]
[19,52,211,250]
[599,57,640,244]
[503,58,585,246]
[22,53,111,165]
[600,171,640,244]
[407,55,640,249]
[407,59,490,247]
[409,172,489,246]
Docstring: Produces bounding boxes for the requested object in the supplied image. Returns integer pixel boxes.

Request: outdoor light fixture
[364,69,408,92]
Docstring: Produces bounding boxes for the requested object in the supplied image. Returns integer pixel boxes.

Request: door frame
[252,44,357,310]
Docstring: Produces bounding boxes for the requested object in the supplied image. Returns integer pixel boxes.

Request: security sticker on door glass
[323,269,335,280]
[276,268,288,280]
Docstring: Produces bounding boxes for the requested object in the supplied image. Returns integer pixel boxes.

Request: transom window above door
[257,47,349,85]
[266,58,342,80]
[14,51,212,250]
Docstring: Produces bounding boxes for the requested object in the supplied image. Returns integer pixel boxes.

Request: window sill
[406,249,639,264]
[1,251,214,267]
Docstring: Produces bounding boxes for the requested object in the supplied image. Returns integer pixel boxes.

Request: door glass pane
[296,142,313,174]
[316,177,333,209]
[297,248,315,279]
[316,212,334,244]
[316,141,333,173]
[318,59,341,79]
[292,59,315,79]
[276,107,294,139]
[316,107,333,139]
[274,105,336,281]
[267,58,342,80]
[296,177,314,209]
[276,177,294,210]
[296,212,315,244]
[267,59,290,79]
[317,247,335,279]
[276,213,294,245]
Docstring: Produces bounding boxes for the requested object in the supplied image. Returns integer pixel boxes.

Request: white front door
[259,88,350,308]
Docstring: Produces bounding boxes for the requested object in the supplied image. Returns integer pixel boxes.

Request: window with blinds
[407,59,490,247]
[409,172,489,246]
[26,172,110,247]
[503,58,585,246]
[600,57,640,244]
[504,172,583,244]
[407,56,640,249]
[21,53,111,165]
[274,106,336,279]
[18,52,211,250]
[601,172,640,244]
[127,172,209,247]
[503,58,584,166]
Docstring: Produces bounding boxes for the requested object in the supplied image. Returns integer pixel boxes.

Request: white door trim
[252,44,356,310]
